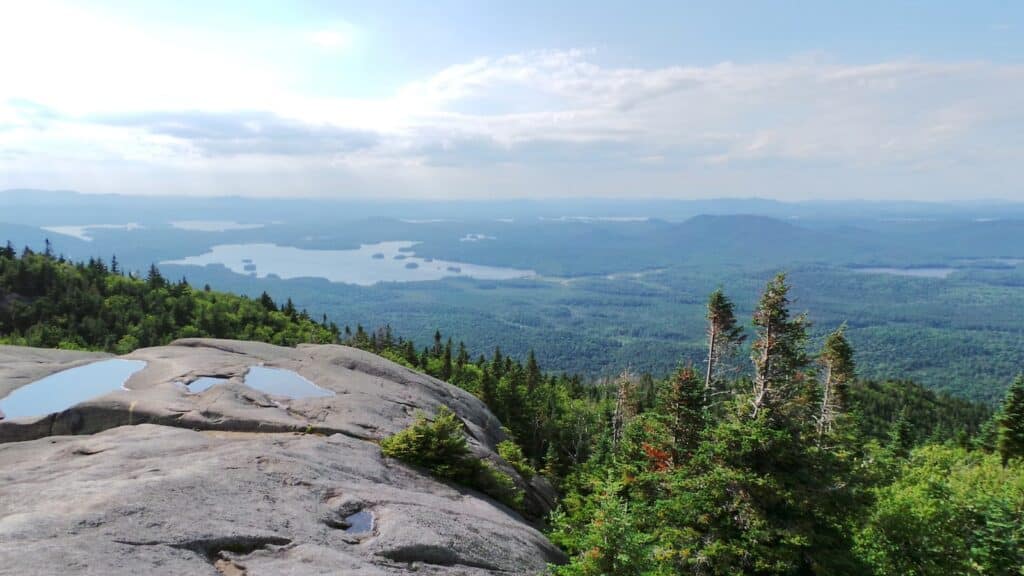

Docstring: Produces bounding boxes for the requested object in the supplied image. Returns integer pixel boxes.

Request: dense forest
[0,242,338,351]
[1,246,1022,574]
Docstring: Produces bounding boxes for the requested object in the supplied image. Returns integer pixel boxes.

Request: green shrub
[381,406,525,511]
[498,440,536,480]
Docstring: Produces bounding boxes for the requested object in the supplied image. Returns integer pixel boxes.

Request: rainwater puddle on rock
[0,359,146,420]
[243,366,334,399]
[344,511,374,535]
[186,377,229,393]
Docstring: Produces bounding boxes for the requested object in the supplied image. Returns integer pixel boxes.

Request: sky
[0,0,1022,200]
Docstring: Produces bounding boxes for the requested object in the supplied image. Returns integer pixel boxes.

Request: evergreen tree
[704,288,744,402]
[441,338,453,381]
[750,273,811,421]
[526,349,541,393]
[146,263,165,288]
[997,375,1024,465]
[433,329,443,356]
[817,324,855,441]
[890,406,914,458]
[259,291,277,311]
[659,364,704,460]
[611,370,638,450]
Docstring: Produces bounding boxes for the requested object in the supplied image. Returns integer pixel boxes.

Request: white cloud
[0,5,1022,200]
[309,26,354,51]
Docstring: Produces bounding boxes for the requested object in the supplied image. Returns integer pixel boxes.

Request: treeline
[543,274,1024,575]
[340,323,603,478]
[0,244,338,351]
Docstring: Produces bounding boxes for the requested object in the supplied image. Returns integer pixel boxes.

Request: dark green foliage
[704,288,744,396]
[849,379,991,445]
[855,445,1024,576]
[818,325,855,439]
[658,365,704,459]
[998,375,1024,465]
[550,280,1004,576]
[0,249,338,350]
[497,440,536,480]
[380,406,478,480]
[750,273,812,422]
[380,406,524,510]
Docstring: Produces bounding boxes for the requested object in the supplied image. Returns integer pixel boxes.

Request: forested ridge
[2,246,1022,574]
[0,242,338,351]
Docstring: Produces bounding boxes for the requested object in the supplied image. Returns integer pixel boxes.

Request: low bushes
[381,406,524,510]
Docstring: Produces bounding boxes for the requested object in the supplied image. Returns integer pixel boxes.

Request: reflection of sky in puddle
[0,359,146,419]
[243,366,334,399]
[185,376,229,393]
[163,241,534,286]
[344,511,374,534]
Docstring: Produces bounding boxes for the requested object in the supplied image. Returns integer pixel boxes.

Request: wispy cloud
[0,3,1022,199]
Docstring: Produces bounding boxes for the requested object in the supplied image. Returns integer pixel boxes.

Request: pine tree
[146,263,165,288]
[611,370,638,450]
[259,291,277,311]
[997,375,1024,465]
[441,338,453,381]
[432,330,443,356]
[659,365,705,460]
[817,324,855,441]
[526,350,541,394]
[750,273,810,421]
[704,288,744,402]
[890,406,914,458]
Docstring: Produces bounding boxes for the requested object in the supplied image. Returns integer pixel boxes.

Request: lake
[170,220,265,232]
[850,267,955,279]
[0,359,146,420]
[43,223,143,242]
[162,241,535,285]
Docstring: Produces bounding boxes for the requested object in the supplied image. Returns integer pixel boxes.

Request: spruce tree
[817,324,855,441]
[432,330,443,356]
[441,339,453,381]
[750,273,810,421]
[997,375,1024,465]
[890,406,914,458]
[659,365,705,460]
[704,288,744,402]
[526,350,541,394]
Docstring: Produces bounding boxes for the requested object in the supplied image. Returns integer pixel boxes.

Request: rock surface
[0,340,565,575]
[0,345,110,399]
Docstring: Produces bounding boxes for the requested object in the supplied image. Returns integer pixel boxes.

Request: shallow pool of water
[243,366,334,399]
[186,376,230,393]
[0,359,146,420]
[344,511,374,534]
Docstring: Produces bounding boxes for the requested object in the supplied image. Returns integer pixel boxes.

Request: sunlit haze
[1,1,1022,200]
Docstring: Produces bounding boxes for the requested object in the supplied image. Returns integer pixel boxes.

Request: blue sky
[0,1,1021,200]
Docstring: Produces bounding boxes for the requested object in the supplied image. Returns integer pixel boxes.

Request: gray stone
[0,340,566,575]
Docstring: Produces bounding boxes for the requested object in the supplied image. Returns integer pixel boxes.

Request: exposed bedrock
[0,339,565,575]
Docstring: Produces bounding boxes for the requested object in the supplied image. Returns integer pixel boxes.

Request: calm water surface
[162,241,534,285]
[243,366,334,399]
[851,267,954,279]
[0,359,146,420]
